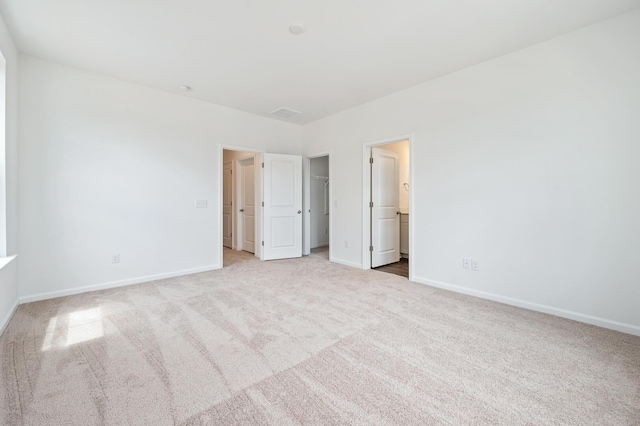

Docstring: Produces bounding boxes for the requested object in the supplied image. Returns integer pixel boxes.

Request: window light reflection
[41,307,105,351]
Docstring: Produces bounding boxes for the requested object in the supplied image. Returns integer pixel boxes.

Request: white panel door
[254,153,263,259]
[302,157,311,256]
[222,163,232,248]
[263,153,302,260]
[240,157,255,253]
[371,147,400,267]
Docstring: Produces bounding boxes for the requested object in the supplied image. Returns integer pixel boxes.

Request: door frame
[218,144,264,268]
[303,152,332,260]
[361,134,414,281]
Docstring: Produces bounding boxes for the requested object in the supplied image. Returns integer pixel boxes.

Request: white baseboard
[0,299,19,337]
[20,264,221,304]
[330,257,362,269]
[412,276,640,337]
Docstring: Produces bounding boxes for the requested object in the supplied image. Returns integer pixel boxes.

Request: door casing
[361,134,414,281]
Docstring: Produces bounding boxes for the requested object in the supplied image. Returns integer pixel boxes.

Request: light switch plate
[471,259,479,271]
[196,199,208,208]
[463,258,471,269]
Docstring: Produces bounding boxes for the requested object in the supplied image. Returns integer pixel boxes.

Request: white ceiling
[1,0,638,124]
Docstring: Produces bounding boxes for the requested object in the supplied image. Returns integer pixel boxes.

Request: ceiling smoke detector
[271,107,302,119]
[289,23,305,35]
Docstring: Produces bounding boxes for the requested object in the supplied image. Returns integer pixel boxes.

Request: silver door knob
[396,211,401,215]
[239,209,244,212]
[298,210,302,214]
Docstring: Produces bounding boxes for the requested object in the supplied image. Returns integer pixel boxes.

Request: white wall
[18,56,301,301]
[0,11,19,334]
[303,10,640,334]
[310,156,329,248]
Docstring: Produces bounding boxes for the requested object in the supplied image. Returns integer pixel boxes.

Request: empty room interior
[0,1,639,424]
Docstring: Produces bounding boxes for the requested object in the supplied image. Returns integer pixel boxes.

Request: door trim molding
[361,134,414,281]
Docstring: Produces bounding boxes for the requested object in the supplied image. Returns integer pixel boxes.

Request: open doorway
[362,138,411,279]
[221,147,305,267]
[309,155,330,259]
[222,148,261,267]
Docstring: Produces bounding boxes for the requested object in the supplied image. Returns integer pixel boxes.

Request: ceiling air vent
[271,107,302,119]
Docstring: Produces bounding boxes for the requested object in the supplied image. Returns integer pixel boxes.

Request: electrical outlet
[195,199,208,208]
[112,253,120,264]
[463,258,471,269]
[471,259,479,271]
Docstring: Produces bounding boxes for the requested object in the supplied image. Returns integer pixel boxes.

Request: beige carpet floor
[1,249,639,425]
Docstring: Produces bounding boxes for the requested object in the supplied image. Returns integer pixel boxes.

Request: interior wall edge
[18,263,221,304]
[412,275,640,337]
[0,298,18,337]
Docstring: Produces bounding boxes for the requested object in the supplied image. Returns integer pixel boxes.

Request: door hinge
[262,201,264,207]
[369,245,373,252]
[369,201,373,208]
[262,162,264,168]
[262,241,264,246]
[230,170,232,174]
[369,157,374,164]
